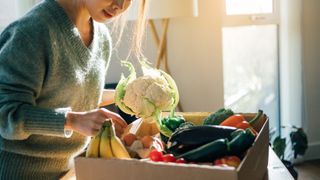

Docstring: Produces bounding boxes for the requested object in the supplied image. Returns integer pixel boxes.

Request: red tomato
[149,150,163,162]
[214,159,225,165]
[162,154,176,162]
[214,156,241,168]
[175,158,186,164]
[225,156,241,167]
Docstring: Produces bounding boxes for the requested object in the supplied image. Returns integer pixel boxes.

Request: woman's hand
[65,108,127,137]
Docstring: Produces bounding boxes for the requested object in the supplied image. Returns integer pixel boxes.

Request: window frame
[222,0,280,27]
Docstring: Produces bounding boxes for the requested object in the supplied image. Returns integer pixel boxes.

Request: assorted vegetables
[146,109,264,167]
[113,59,265,168]
[119,107,264,168]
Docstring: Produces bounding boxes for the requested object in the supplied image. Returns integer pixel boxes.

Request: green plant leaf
[272,136,286,160]
[290,128,308,158]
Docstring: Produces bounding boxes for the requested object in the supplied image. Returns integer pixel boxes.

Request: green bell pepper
[203,108,234,125]
[160,115,185,136]
[228,128,256,156]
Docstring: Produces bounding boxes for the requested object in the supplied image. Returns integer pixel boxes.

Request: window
[225,0,273,15]
[222,0,280,136]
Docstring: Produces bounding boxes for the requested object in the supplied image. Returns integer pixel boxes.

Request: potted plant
[271,126,308,180]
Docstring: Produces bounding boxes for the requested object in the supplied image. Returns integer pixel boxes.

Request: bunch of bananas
[86,120,131,159]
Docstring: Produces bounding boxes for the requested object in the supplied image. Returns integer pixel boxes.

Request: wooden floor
[295,159,320,180]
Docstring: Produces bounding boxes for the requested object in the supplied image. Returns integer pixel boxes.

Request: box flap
[75,157,238,180]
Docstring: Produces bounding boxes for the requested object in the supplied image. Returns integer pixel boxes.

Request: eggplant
[166,125,237,156]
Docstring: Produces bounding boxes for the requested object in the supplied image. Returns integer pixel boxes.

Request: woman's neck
[56,0,93,47]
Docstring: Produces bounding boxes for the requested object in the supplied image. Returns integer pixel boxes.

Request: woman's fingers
[65,109,128,137]
[89,128,100,137]
[100,108,128,128]
[93,122,103,131]
[113,122,124,137]
[81,120,102,136]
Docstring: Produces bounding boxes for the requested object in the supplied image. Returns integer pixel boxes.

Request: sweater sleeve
[0,23,71,140]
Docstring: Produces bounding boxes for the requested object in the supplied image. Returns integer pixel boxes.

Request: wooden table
[264,147,295,180]
[62,147,294,180]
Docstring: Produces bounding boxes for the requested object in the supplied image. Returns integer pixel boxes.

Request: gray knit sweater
[0,0,112,179]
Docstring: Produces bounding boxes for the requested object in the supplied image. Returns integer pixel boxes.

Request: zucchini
[176,138,229,162]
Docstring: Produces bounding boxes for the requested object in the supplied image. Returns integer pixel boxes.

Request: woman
[0,0,146,179]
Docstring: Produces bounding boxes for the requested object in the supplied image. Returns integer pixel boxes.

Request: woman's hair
[132,0,148,59]
[109,0,149,60]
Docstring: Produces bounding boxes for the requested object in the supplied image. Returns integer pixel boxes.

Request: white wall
[0,1,18,31]
[0,0,39,31]
[107,0,224,112]
[301,0,320,160]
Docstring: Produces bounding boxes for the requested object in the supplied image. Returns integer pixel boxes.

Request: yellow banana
[85,130,102,158]
[109,121,131,159]
[99,123,114,159]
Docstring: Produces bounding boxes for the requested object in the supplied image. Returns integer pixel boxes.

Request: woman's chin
[92,16,110,23]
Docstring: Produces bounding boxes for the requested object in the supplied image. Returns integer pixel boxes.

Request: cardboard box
[74,112,269,180]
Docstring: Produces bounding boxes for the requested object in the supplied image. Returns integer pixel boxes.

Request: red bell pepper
[220,110,263,135]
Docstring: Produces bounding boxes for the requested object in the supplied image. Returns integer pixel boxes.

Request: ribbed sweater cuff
[0,150,70,179]
[23,106,72,137]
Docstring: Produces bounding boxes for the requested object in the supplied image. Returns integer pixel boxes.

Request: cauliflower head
[115,60,179,121]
